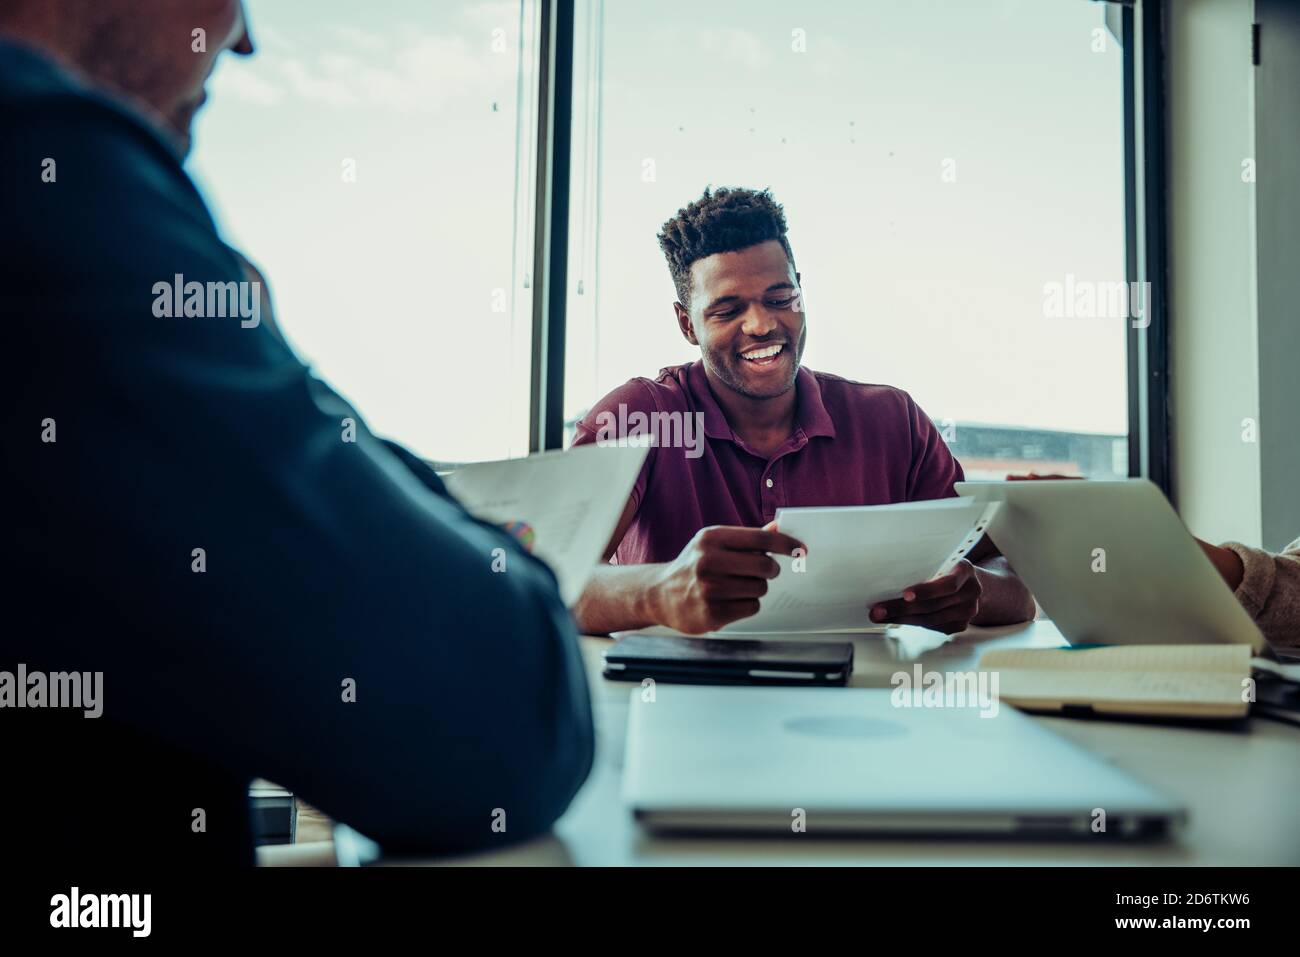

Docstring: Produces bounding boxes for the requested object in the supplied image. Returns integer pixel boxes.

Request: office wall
[1254,0,1300,551]
[1166,0,1263,546]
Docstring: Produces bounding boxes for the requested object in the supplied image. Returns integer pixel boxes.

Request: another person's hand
[870,559,983,635]
[648,524,805,635]
[1197,538,1245,591]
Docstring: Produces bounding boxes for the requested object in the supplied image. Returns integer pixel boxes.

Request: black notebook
[603,633,853,687]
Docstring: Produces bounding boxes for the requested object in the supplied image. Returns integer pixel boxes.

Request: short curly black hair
[657,187,796,309]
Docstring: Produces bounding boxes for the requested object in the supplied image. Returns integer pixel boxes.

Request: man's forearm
[576,555,1037,634]
[573,563,666,635]
[971,556,1037,625]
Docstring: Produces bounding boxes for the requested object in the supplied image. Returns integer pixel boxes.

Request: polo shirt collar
[686,360,837,443]
[795,366,837,439]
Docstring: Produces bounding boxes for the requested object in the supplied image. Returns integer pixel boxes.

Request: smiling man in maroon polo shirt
[571,187,1035,636]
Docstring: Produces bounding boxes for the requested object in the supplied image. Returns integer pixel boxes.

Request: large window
[190,1,1131,477]
[189,0,540,464]
[563,0,1129,478]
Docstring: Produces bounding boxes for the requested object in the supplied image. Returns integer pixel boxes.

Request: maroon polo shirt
[571,361,964,565]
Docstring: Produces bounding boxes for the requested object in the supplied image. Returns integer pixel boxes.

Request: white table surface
[406,621,1300,866]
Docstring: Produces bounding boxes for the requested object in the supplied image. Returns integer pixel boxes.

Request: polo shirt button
[765,478,774,488]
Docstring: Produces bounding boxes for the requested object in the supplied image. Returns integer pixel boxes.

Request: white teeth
[741,344,783,360]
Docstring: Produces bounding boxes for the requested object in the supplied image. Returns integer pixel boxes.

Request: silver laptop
[625,685,1184,836]
[955,479,1266,651]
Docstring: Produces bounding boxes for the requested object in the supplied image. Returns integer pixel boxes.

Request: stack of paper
[720,497,1000,634]
[443,442,648,605]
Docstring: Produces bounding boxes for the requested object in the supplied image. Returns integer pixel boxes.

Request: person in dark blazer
[0,0,593,867]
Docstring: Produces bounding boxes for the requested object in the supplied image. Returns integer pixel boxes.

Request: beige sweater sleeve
[1222,537,1300,648]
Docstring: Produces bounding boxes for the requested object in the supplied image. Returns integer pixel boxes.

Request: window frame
[1123,0,1172,493]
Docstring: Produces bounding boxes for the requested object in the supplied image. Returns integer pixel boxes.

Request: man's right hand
[647,525,805,635]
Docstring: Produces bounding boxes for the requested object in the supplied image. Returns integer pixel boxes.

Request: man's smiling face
[676,239,807,400]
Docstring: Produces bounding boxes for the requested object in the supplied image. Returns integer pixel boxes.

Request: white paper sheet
[719,497,1001,634]
[442,442,649,606]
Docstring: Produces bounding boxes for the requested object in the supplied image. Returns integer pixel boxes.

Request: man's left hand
[869,559,982,635]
